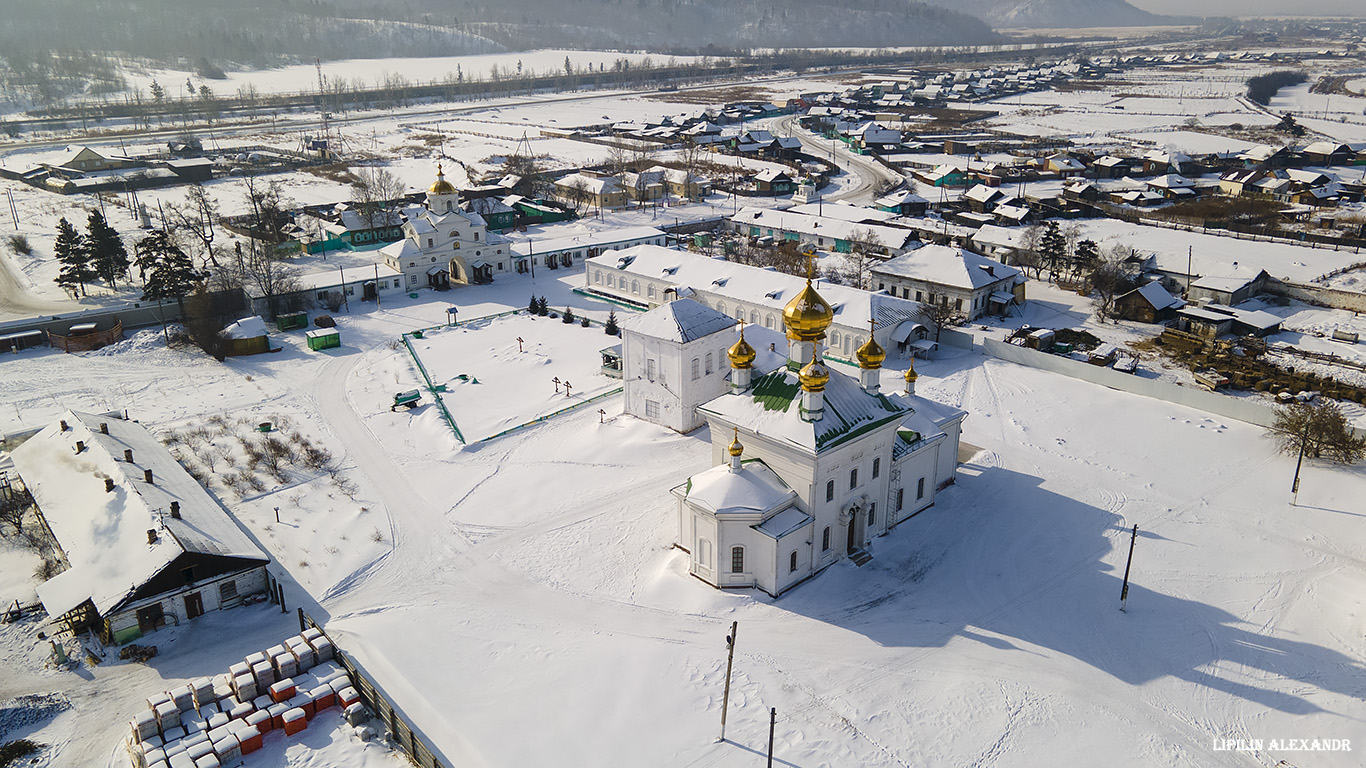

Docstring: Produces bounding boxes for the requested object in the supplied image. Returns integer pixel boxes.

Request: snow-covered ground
[2,273,1364,766]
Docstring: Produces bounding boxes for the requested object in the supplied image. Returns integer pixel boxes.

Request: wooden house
[12,412,270,644]
[1114,282,1184,323]
[754,169,795,196]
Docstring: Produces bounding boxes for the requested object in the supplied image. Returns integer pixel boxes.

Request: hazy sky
[1130,0,1364,15]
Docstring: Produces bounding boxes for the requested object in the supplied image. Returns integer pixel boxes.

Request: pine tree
[562,307,575,324]
[528,294,538,314]
[1039,221,1067,281]
[605,310,619,336]
[537,295,549,315]
[135,229,201,302]
[1073,239,1099,277]
[85,210,130,288]
[53,217,95,297]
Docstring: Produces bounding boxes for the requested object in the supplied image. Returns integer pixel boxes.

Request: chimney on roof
[74,441,85,453]
[105,478,115,493]
[147,529,158,545]
[99,422,109,434]
[170,501,180,519]
[144,469,154,484]
[124,449,133,463]
[60,420,69,432]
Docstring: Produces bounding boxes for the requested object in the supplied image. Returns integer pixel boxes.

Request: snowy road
[772,115,904,204]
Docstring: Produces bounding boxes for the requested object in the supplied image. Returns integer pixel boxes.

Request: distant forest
[0,0,998,66]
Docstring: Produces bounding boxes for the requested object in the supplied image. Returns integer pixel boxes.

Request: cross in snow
[516,336,524,352]
[552,376,560,393]
[564,381,572,397]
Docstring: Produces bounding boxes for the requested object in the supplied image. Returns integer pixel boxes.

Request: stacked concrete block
[272,652,297,680]
[155,701,181,732]
[286,637,315,671]
[190,679,216,711]
[193,755,219,768]
[211,732,240,765]
[251,661,275,689]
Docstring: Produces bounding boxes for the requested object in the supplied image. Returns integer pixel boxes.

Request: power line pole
[767,707,776,768]
[718,621,737,742]
[1119,524,1138,612]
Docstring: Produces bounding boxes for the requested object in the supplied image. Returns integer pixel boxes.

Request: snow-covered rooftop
[619,298,735,344]
[872,244,1022,291]
[12,411,268,618]
[683,459,796,516]
[510,225,664,257]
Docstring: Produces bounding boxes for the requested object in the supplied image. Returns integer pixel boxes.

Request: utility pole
[1291,419,1311,506]
[1119,524,1138,612]
[5,188,18,231]
[1186,246,1192,297]
[767,707,776,768]
[718,620,737,742]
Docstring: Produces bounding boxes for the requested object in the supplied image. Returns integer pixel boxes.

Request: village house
[1187,268,1271,305]
[11,412,270,645]
[874,189,930,216]
[871,244,1025,320]
[1113,282,1185,323]
[553,171,628,209]
[754,169,796,196]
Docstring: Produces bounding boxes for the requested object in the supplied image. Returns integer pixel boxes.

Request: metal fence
[298,608,449,768]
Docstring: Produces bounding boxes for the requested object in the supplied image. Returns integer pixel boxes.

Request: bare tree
[832,227,882,289]
[165,184,223,270]
[238,176,300,315]
[1268,400,1365,464]
[921,298,965,343]
[351,166,405,235]
[563,177,591,214]
[1089,245,1139,321]
[1013,223,1046,279]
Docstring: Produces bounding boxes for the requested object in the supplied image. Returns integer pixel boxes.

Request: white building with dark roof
[11,412,269,644]
[620,299,740,433]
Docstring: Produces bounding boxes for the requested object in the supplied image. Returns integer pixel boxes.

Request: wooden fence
[47,321,123,352]
[298,609,449,768]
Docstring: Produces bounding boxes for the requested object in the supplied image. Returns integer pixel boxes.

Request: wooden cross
[564,381,572,397]
[598,408,606,423]
[516,336,524,352]
[552,376,560,393]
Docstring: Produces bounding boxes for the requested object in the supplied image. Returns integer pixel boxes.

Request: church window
[645,399,660,419]
[731,547,744,574]
[917,477,925,500]
[764,314,774,329]
[594,272,602,284]
[649,285,657,299]
[705,353,714,375]
[789,551,798,573]
[868,504,875,526]
[691,358,700,381]
[872,458,880,479]
[915,290,922,302]
[831,332,840,347]
[453,241,461,250]
[902,288,909,299]
[474,232,480,241]
[734,306,744,320]
[955,298,963,311]
[631,280,640,295]
[646,359,657,382]
[716,301,726,315]
[897,488,904,511]
[449,231,459,238]
[825,480,834,502]
[750,310,759,325]
[822,527,831,551]
[427,239,434,248]
[849,468,858,489]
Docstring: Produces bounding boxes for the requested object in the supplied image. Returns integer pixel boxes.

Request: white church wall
[622,334,688,432]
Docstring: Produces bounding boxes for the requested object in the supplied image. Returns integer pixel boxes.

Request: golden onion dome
[727,428,744,458]
[856,334,885,370]
[728,328,756,369]
[429,163,457,195]
[799,356,830,392]
[904,362,919,382]
[782,278,834,342]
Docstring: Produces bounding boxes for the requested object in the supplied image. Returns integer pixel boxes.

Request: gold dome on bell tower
[798,353,830,392]
[856,319,885,369]
[429,163,456,195]
[783,257,834,342]
[727,428,745,457]
[727,322,756,369]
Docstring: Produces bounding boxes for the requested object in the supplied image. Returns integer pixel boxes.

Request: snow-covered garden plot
[401,313,621,442]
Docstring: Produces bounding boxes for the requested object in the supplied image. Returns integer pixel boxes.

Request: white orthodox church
[379,165,513,290]
[621,279,967,597]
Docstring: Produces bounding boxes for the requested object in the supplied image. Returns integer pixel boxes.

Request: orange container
[337,686,360,709]
[309,685,335,713]
[234,725,263,755]
[281,708,307,737]
[246,709,271,735]
[268,680,296,704]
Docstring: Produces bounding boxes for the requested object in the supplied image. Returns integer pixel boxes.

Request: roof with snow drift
[12,411,268,619]
[619,298,736,343]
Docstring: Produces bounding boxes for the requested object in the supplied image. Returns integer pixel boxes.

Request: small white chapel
[379,164,514,290]
[622,276,967,596]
